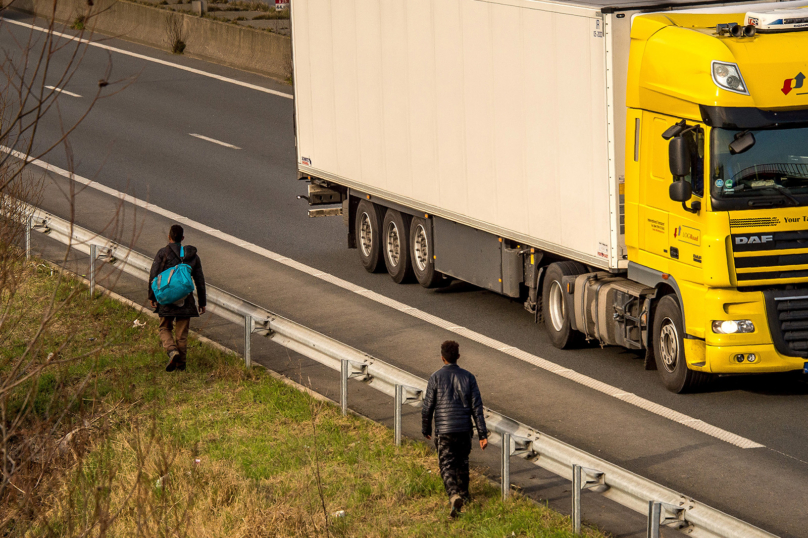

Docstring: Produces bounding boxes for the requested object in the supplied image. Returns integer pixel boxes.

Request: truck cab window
[684,129,705,198]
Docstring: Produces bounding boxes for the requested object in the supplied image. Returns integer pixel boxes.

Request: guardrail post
[89,244,97,297]
[572,464,582,534]
[501,432,511,501]
[394,384,403,446]
[340,359,348,416]
[25,215,32,260]
[244,315,252,368]
[647,501,661,538]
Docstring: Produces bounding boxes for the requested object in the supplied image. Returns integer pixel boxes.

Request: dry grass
[3,264,608,538]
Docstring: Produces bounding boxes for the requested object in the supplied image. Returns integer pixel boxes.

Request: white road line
[2,145,766,450]
[189,133,241,150]
[1,18,294,100]
[45,85,82,98]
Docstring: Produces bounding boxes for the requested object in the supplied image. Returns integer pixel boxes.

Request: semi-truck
[290,0,808,392]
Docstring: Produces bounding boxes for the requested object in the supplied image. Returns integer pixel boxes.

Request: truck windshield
[711,127,808,209]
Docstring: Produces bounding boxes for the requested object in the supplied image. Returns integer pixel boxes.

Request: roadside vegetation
[1,261,608,537]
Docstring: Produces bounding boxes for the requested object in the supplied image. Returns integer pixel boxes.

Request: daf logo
[735,235,774,245]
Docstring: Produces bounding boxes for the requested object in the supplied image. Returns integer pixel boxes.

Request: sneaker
[449,494,464,519]
[166,350,180,372]
[176,361,186,372]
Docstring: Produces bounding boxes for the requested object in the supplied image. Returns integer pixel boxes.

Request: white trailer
[291,0,631,280]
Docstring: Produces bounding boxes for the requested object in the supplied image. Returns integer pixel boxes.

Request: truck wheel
[542,261,586,349]
[653,295,711,393]
[355,200,386,273]
[409,216,447,288]
[383,210,414,284]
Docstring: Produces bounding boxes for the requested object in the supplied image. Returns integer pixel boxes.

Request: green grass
[2,263,607,537]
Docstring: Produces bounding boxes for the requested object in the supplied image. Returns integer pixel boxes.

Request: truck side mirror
[669,136,691,177]
[669,180,692,203]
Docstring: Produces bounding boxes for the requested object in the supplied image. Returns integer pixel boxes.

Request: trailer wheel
[355,200,386,273]
[653,295,711,393]
[542,261,586,349]
[409,216,447,288]
[383,210,414,284]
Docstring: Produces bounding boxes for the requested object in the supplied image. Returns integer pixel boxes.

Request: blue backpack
[151,245,195,305]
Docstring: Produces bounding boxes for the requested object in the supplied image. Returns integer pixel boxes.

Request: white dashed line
[189,133,241,150]
[0,149,767,450]
[1,18,294,100]
[45,85,82,98]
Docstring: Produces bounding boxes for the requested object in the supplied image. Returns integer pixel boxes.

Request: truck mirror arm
[682,200,701,214]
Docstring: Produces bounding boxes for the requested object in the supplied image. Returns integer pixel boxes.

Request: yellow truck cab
[625,4,808,389]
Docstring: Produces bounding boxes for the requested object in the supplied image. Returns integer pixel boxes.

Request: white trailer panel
[292,0,626,269]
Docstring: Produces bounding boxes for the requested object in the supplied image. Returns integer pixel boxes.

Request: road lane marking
[1,18,294,100]
[189,133,241,149]
[45,85,82,97]
[1,145,766,450]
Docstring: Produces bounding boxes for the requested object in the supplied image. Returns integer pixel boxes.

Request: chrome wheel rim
[386,221,401,267]
[414,224,428,272]
[549,281,566,332]
[359,212,373,257]
[659,317,679,373]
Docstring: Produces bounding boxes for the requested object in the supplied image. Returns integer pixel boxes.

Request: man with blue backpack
[148,225,207,372]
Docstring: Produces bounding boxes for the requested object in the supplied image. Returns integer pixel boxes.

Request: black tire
[355,200,386,273]
[653,295,711,393]
[382,210,415,284]
[542,261,587,349]
[409,216,447,288]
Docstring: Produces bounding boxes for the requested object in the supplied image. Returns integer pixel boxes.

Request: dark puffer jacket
[422,364,488,439]
[148,243,206,318]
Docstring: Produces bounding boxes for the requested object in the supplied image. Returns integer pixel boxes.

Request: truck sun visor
[700,105,808,130]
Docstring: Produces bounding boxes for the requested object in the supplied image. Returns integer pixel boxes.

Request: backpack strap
[160,245,184,272]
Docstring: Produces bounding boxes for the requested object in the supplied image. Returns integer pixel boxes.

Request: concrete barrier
[10,0,292,80]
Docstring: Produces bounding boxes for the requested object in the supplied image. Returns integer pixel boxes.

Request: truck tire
[653,295,711,393]
[542,261,586,349]
[383,209,414,284]
[409,216,447,288]
[355,200,386,273]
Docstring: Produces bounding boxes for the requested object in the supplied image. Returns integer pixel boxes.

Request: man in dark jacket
[148,225,206,372]
[422,340,488,518]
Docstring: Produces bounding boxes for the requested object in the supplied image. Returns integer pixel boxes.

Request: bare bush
[165,12,187,54]
[0,5,145,536]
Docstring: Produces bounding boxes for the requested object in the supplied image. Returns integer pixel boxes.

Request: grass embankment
[4,262,606,537]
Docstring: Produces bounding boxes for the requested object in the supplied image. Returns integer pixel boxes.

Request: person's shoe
[166,350,180,372]
[449,494,464,519]
[176,361,186,372]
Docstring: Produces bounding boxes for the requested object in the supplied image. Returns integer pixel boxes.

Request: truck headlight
[712,61,749,95]
[712,320,755,334]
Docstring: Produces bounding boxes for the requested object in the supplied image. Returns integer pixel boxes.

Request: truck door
[641,113,706,276]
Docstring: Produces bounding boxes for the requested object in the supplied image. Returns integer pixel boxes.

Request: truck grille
[732,230,808,285]
[764,290,808,358]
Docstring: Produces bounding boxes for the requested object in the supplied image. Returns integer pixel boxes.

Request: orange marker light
[662,273,669,280]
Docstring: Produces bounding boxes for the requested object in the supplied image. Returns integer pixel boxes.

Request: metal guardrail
[17,203,779,538]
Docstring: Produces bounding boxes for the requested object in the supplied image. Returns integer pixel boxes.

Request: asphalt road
[3,12,808,536]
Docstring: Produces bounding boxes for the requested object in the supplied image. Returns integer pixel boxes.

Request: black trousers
[435,431,473,499]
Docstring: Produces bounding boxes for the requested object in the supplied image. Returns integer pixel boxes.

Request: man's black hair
[441,340,460,364]
[169,224,184,243]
